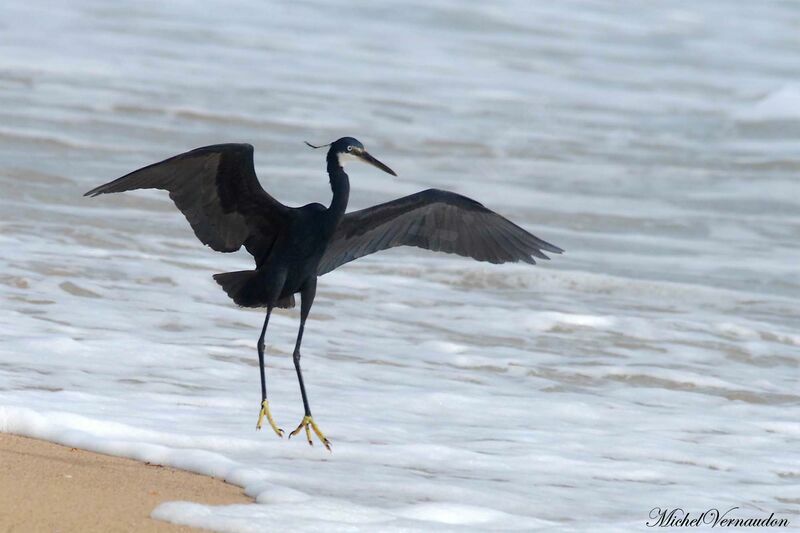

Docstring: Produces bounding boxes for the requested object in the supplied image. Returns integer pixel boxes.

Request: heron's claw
[289,415,331,451]
[256,400,284,437]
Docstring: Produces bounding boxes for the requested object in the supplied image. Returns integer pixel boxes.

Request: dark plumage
[319,189,562,274]
[84,136,562,450]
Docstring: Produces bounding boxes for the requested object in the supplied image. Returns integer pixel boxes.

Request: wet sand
[0,433,252,532]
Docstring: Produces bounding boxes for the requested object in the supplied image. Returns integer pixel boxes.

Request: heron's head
[305,137,396,176]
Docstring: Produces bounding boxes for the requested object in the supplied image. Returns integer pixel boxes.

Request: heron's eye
[346,146,353,152]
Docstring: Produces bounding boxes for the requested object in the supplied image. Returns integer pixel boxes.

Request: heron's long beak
[359,151,397,176]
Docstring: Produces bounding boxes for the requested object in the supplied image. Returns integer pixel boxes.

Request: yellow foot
[289,415,331,451]
[256,400,284,437]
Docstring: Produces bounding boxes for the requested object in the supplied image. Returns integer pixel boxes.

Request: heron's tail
[213,270,295,309]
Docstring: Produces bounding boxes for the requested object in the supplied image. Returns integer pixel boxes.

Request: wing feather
[318,188,562,275]
[84,144,288,255]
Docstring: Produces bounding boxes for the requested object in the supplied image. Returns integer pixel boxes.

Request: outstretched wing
[84,144,289,254]
[318,188,563,275]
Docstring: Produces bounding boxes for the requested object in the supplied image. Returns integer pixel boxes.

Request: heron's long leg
[288,278,330,450]
[293,299,312,417]
[256,308,283,437]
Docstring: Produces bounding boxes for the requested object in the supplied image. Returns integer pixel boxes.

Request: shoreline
[0,433,253,532]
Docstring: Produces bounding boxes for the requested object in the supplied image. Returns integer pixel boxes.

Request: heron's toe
[289,415,331,451]
[256,400,284,437]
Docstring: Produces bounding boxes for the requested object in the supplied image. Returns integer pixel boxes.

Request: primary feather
[84,144,288,257]
[318,188,563,275]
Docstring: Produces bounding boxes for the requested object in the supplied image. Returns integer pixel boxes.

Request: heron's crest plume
[304,141,330,150]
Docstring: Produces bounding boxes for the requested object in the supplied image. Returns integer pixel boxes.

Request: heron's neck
[326,154,350,218]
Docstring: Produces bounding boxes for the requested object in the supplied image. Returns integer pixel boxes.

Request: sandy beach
[0,433,252,532]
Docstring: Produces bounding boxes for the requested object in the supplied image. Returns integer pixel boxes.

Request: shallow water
[1,0,799,531]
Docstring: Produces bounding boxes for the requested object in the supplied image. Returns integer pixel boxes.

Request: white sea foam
[735,85,800,122]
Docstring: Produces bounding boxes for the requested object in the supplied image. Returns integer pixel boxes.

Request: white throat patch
[337,152,360,168]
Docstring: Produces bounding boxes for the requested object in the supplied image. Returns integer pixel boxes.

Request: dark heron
[84,137,562,450]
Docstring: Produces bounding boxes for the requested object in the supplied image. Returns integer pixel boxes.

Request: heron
[84,137,562,450]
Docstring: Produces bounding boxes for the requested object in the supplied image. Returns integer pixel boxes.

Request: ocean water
[1,0,799,531]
